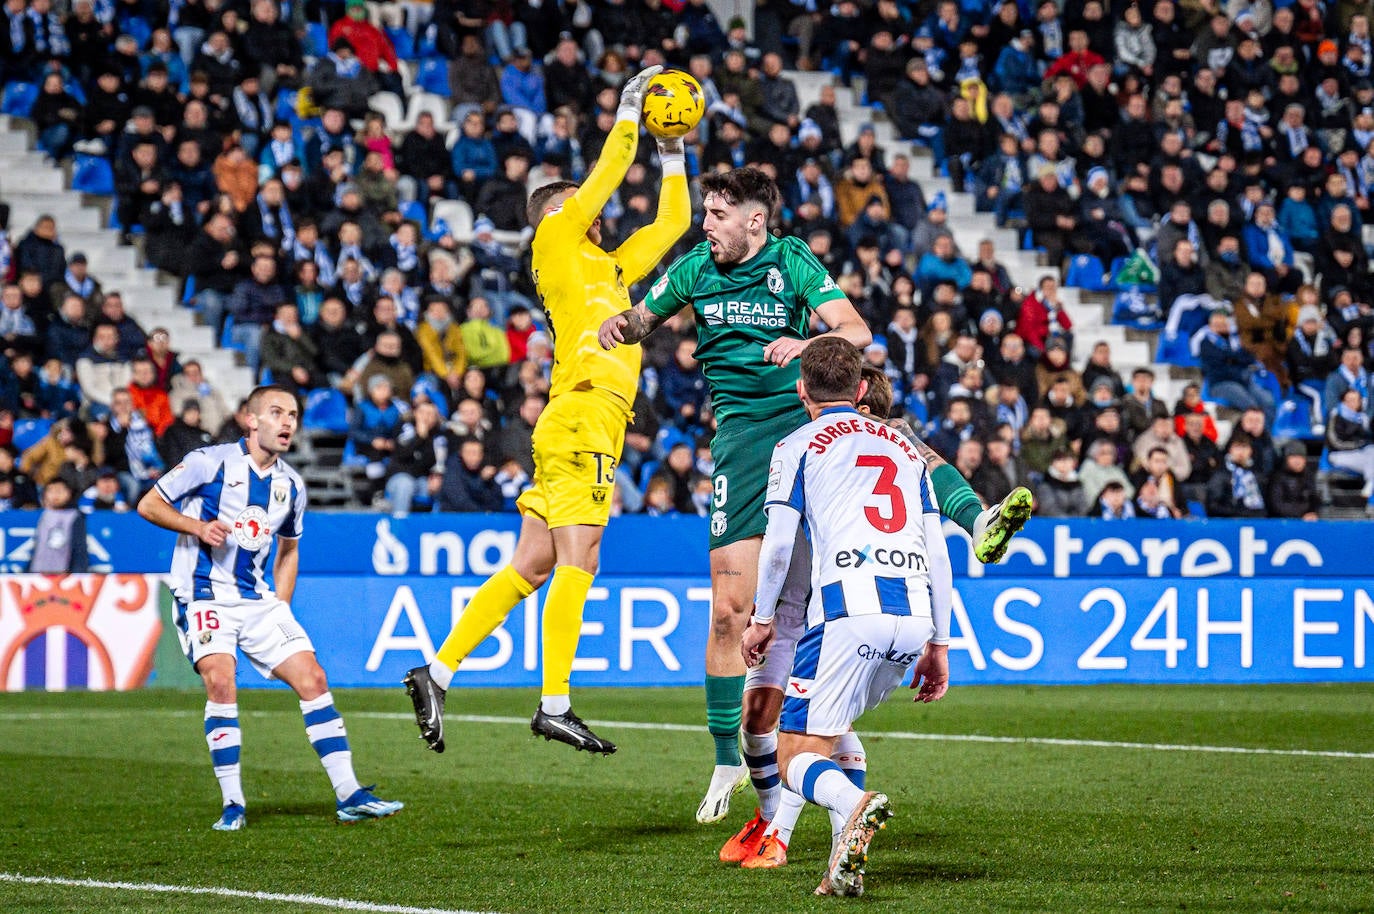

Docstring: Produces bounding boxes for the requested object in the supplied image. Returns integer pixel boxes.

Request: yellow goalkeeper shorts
[516,390,629,529]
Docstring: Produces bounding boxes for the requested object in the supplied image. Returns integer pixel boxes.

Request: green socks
[931,463,984,536]
[705,674,746,766]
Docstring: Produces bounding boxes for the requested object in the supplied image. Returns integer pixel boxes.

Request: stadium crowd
[2,0,1374,519]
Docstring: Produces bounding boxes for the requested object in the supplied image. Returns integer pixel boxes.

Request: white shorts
[745,602,805,692]
[175,597,315,679]
[745,526,812,692]
[780,611,935,737]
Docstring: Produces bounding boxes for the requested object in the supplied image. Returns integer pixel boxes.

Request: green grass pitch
[2,684,1372,913]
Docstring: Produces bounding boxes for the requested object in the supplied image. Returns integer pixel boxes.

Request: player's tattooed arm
[885,418,947,467]
[599,301,669,349]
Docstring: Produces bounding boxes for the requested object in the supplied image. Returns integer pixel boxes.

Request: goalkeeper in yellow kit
[404,65,691,755]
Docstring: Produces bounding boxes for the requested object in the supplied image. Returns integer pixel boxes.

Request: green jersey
[642,235,848,422]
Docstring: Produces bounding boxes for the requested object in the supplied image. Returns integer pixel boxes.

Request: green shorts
[708,408,809,550]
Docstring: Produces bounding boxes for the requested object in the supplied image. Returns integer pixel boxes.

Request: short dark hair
[857,364,893,417]
[246,384,300,415]
[700,167,781,221]
[527,180,579,228]
[801,337,863,403]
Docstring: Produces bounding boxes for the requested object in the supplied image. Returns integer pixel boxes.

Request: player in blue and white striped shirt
[742,339,952,897]
[138,385,402,831]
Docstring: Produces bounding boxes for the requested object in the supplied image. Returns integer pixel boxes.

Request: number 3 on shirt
[855,454,907,533]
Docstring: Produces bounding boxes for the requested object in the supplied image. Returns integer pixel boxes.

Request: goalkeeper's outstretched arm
[550,65,663,239]
[614,136,693,286]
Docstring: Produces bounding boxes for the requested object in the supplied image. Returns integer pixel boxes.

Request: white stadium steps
[0,116,255,407]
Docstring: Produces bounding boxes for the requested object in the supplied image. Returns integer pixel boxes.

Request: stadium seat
[1254,367,1282,404]
[220,314,245,352]
[1111,287,1163,329]
[386,27,416,59]
[303,388,351,433]
[1154,332,1199,368]
[399,199,427,228]
[1,82,37,117]
[1186,500,1207,518]
[306,23,329,57]
[432,198,473,243]
[1273,396,1319,441]
[121,16,152,48]
[1065,254,1108,291]
[11,418,52,452]
[637,460,660,489]
[368,91,406,130]
[416,60,450,97]
[406,91,450,131]
[71,155,115,195]
[181,275,197,305]
[341,437,369,467]
[417,23,438,58]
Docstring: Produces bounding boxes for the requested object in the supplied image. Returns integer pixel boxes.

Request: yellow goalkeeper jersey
[531,121,690,407]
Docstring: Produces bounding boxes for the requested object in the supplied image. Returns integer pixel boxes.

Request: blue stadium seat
[1111,287,1163,329]
[121,16,152,49]
[417,59,450,96]
[417,24,438,58]
[386,27,416,59]
[400,200,427,228]
[220,314,245,352]
[65,80,86,104]
[306,23,329,57]
[71,155,115,195]
[1253,367,1282,404]
[12,418,52,452]
[341,437,369,467]
[1186,500,1207,518]
[303,388,351,433]
[1065,254,1108,291]
[181,275,197,305]
[903,391,929,426]
[637,460,660,489]
[1,82,37,117]
[259,367,275,385]
[1154,331,1199,368]
[1273,396,1320,441]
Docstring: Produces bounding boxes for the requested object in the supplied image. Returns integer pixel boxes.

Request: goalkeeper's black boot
[531,706,617,754]
[403,665,446,753]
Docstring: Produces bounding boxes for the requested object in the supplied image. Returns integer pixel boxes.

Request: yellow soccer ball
[642,70,706,139]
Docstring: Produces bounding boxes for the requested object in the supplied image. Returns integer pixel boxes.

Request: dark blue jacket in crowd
[1199,331,1254,386]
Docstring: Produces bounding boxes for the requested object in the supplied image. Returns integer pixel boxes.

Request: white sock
[540,694,571,715]
[786,752,864,820]
[768,787,806,847]
[300,692,361,802]
[429,658,454,690]
[205,701,243,808]
[741,730,782,821]
[829,732,868,842]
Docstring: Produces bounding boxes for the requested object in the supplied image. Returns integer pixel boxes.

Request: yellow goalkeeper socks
[540,565,595,702]
[434,565,535,678]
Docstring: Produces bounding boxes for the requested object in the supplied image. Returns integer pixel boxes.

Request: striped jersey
[155,440,307,604]
[766,406,939,627]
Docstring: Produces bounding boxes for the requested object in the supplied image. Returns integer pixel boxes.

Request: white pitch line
[387,713,1374,761]
[0,872,498,914]
[4,709,1373,760]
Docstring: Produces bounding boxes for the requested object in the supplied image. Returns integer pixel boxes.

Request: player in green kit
[598,168,1031,847]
